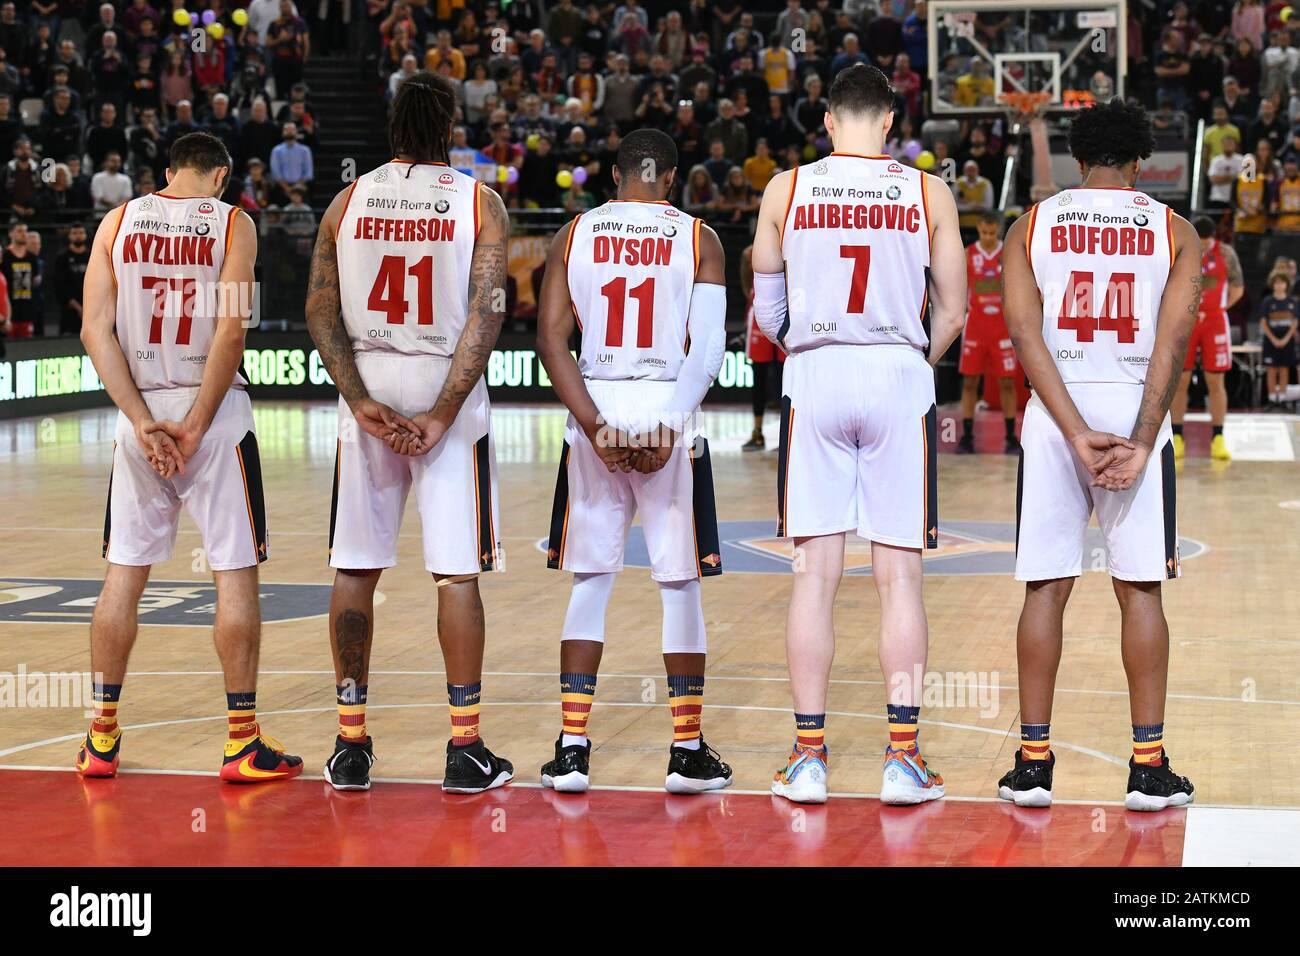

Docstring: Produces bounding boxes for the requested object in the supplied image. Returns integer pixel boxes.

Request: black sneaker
[742,430,765,452]
[997,748,1054,807]
[443,739,513,794]
[1004,434,1022,455]
[540,736,592,793]
[1125,753,1194,812]
[665,737,733,794]
[323,735,375,792]
[956,433,976,454]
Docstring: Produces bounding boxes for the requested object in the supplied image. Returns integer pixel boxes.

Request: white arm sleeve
[664,282,727,420]
[752,270,787,344]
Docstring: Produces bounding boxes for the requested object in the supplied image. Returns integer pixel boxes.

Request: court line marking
[0,701,1127,766]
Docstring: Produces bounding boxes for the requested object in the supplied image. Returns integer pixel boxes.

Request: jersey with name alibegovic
[780,152,932,354]
[110,192,242,391]
[1027,187,1174,386]
[564,198,701,382]
[337,160,482,357]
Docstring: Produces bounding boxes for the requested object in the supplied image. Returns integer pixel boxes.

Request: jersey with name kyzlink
[1027,187,1174,386]
[564,199,701,382]
[337,160,482,357]
[780,153,932,354]
[111,192,241,391]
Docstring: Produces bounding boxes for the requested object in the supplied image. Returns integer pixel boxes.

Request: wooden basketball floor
[1,400,1298,866]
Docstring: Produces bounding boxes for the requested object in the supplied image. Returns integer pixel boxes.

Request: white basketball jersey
[565,199,700,381]
[1027,188,1174,386]
[781,153,932,353]
[337,160,481,357]
[111,192,241,391]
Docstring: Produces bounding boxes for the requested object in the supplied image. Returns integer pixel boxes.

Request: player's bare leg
[77,563,150,777]
[1170,370,1193,458]
[957,376,980,453]
[321,569,380,789]
[214,566,302,783]
[436,573,513,793]
[771,534,841,804]
[873,541,944,805]
[998,375,1021,453]
[1205,372,1230,460]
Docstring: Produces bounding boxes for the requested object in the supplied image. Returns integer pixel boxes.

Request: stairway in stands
[302,56,390,207]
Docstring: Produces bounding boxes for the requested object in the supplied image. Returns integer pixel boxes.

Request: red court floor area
[0,769,1186,866]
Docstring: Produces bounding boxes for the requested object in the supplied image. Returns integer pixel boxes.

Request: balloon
[505,165,519,185]
[208,22,224,39]
[915,149,936,170]
[201,10,216,24]
[571,166,588,185]
[903,139,922,160]
[232,9,249,26]
[172,9,191,26]
[1282,5,1294,21]
[525,133,540,151]
[189,12,200,25]
[556,169,574,189]
[495,164,509,183]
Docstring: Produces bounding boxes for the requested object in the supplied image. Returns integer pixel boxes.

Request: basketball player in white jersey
[77,132,303,783]
[751,65,967,805]
[535,129,733,794]
[998,100,1198,811]
[305,72,512,793]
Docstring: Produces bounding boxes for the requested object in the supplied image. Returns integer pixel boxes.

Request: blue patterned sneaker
[880,747,945,805]
[771,744,828,804]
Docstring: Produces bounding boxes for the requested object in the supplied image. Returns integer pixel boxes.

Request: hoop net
[998,91,1053,119]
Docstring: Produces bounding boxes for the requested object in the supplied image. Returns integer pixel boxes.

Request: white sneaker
[771,744,829,804]
[879,747,946,805]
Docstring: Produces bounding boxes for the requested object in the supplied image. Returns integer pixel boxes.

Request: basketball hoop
[998,91,1052,120]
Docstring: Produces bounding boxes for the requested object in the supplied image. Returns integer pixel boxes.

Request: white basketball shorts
[104,387,267,571]
[777,344,938,549]
[328,351,502,575]
[1015,383,1179,583]
[545,379,722,582]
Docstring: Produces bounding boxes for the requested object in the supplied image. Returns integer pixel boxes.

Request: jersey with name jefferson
[564,199,701,382]
[780,153,932,354]
[337,160,482,357]
[111,192,243,391]
[1027,187,1174,386]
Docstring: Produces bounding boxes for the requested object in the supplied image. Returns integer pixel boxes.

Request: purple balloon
[189,12,200,26]
[505,165,520,185]
[571,166,588,185]
[903,139,923,160]
[201,10,216,25]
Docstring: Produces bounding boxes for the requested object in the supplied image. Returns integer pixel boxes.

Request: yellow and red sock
[90,682,121,736]
[448,682,481,746]
[794,712,825,750]
[1021,722,1050,760]
[226,692,258,746]
[1133,723,1164,765]
[337,683,367,741]
[667,675,703,747]
[887,704,920,753]
[560,673,596,742]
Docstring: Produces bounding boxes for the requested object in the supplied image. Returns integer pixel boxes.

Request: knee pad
[561,572,617,643]
[659,578,707,655]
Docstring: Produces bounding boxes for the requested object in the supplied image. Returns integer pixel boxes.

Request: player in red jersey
[956,211,1021,455]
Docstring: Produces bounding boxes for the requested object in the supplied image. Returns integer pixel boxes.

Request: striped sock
[226,692,258,746]
[90,682,121,736]
[448,682,481,746]
[667,675,704,749]
[1020,722,1051,761]
[337,683,368,741]
[1133,723,1164,765]
[559,672,596,746]
[887,704,921,753]
[794,712,825,750]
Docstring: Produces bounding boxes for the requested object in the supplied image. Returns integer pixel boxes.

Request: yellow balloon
[915,149,936,170]
[208,22,224,39]
[495,164,509,183]
[172,9,191,26]
[525,133,540,151]
[232,8,249,26]
[1282,5,1294,21]
[556,169,574,189]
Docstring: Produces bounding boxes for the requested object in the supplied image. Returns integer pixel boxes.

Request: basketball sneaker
[1172,433,1185,459]
[323,735,375,791]
[771,744,828,804]
[665,737,733,794]
[540,735,591,793]
[879,747,945,805]
[1125,753,1194,812]
[1004,434,1021,455]
[443,739,513,794]
[742,429,765,451]
[219,729,304,783]
[1210,433,1231,461]
[75,728,121,778]
[997,749,1054,808]
[955,432,976,454]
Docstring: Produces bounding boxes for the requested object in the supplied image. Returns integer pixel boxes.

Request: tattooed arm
[405,184,510,455]
[1094,214,1202,492]
[306,185,419,443]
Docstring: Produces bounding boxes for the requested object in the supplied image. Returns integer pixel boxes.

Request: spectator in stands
[655,10,690,69]
[742,137,776,192]
[954,160,994,231]
[830,33,868,75]
[270,120,313,203]
[53,221,89,336]
[565,51,604,117]
[1262,28,1299,103]
[1223,74,1257,129]
[1277,155,1300,233]
[279,185,316,237]
[90,151,131,215]
[1204,101,1243,159]
[1189,33,1224,120]
[248,0,285,46]
[130,106,165,177]
[601,53,637,129]
[268,0,310,97]
[893,52,923,121]
[33,161,76,220]
[40,87,81,166]
[161,49,194,122]
[702,137,733,187]
[955,57,995,108]
[2,220,38,336]
[759,92,799,154]
[703,97,747,163]
[427,29,467,81]
[0,95,19,160]
[679,45,716,100]
[86,102,127,171]
[1232,0,1267,53]
[122,0,160,38]
[669,98,702,169]
[792,72,828,141]
[1209,133,1245,208]
[961,126,1003,185]
[518,133,561,208]
[129,52,161,117]
[193,31,230,104]
[239,98,279,172]
[1259,270,1299,402]
[716,165,757,223]
[204,94,241,163]
[1250,98,1290,157]
[1155,30,1191,110]
[231,48,270,109]
[64,155,93,207]
[89,29,130,114]
[241,156,273,213]
[163,99,200,153]
[681,162,718,216]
